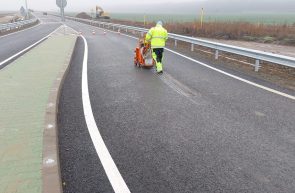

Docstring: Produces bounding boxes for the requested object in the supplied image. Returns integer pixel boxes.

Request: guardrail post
[64,17,294,70]
[255,59,260,72]
[113,26,115,30]
[215,50,219,60]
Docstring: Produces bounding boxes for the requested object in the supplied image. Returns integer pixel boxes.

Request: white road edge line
[0,24,63,67]
[165,48,295,100]
[92,26,294,100]
[80,35,131,193]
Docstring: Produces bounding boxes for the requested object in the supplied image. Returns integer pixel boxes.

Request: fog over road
[1,8,295,193]
[42,15,295,193]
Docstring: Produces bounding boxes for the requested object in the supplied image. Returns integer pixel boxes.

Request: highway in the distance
[0,15,62,67]
[3,13,295,193]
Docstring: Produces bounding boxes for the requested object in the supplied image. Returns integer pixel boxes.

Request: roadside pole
[25,0,29,19]
[61,0,64,22]
[200,8,204,28]
[56,0,67,22]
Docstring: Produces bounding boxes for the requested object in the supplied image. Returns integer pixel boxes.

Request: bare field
[0,13,16,23]
[109,18,295,47]
[0,17,10,23]
[72,12,295,24]
[0,12,15,17]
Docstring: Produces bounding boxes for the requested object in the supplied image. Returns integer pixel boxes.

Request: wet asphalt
[58,18,295,193]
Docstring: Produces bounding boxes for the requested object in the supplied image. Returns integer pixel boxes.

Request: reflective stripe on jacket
[145,24,168,48]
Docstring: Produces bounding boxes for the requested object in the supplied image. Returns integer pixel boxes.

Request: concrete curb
[42,36,78,193]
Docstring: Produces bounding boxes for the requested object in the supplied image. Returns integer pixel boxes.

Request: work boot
[156,62,163,73]
[157,70,163,74]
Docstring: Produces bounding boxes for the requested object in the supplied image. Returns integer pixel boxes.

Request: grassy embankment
[71,12,295,46]
[110,13,295,46]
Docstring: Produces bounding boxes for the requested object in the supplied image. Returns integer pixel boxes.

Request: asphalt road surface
[51,16,295,193]
[0,13,61,66]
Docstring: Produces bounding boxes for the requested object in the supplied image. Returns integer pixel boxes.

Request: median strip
[0,25,77,193]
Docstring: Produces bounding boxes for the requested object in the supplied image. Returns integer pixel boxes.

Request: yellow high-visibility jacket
[145,24,168,48]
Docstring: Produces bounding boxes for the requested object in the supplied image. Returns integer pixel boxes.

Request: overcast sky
[1,0,295,13]
[1,0,194,12]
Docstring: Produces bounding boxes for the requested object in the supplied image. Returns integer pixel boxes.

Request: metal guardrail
[66,16,295,71]
[0,19,38,33]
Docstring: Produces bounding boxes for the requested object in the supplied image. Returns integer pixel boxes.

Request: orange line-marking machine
[134,35,155,68]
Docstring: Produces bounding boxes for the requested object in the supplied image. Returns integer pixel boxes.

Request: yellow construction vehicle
[95,6,110,19]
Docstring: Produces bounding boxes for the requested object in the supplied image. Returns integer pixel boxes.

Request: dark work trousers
[152,48,164,63]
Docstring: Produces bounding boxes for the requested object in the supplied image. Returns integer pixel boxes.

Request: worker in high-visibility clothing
[145,21,168,74]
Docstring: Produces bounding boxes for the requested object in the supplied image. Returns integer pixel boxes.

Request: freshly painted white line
[0,21,42,39]
[0,25,62,67]
[71,20,295,100]
[80,35,131,193]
